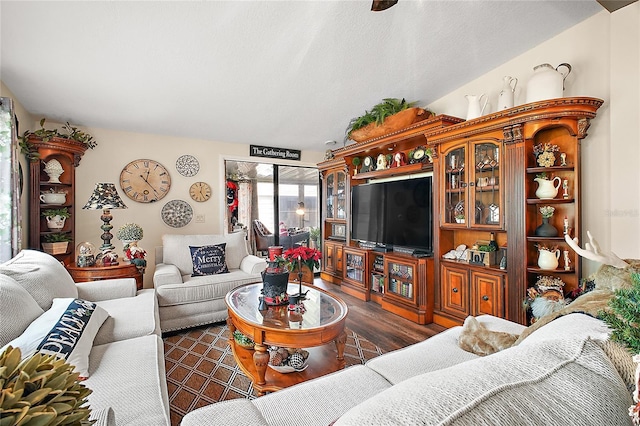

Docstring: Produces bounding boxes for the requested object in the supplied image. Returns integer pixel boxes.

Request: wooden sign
[250,145,301,161]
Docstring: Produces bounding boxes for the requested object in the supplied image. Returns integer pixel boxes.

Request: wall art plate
[176,154,200,177]
[161,199,193,228]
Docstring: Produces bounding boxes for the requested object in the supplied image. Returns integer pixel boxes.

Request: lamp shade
[83,183,128,210]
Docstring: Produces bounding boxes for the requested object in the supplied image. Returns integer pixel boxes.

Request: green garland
[599,271,640,354]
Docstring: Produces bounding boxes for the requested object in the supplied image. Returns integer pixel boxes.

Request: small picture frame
[332,223,346,239]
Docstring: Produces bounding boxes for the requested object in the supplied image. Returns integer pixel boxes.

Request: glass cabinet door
[471,142,501,227]
[344,250,365,287]
[326,173,335,219]
[387,260,414,300]
[443,146,467,225]
[336,171,346,219]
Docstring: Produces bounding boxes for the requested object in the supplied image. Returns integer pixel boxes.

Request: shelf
[527,267,575,274]
[475,165,500,172]
[445,168,466,175]
[353,162,432,181]
[475,185,499,192]
[445,188,465,194]
[40,182,73,187]
[526,166,575,174]
[526,236,568,242]
[526,198,574,204]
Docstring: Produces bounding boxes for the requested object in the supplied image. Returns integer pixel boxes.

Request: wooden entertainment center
[318,97,602,326]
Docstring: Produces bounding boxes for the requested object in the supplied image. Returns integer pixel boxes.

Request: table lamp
[83,183,128,251]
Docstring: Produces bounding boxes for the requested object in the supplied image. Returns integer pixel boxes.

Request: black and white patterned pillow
[190,244,229,276]
[0,298,109,379]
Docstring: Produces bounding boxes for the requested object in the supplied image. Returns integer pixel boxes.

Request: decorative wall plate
[176,154,200,177]
[161,199,193,228]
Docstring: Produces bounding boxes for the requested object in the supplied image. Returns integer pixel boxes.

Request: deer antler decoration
[564,230,629,269]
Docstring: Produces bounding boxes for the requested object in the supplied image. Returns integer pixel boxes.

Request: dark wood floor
[313,277,446,352]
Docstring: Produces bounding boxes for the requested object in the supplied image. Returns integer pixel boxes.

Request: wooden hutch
[28,136,88,265]
[318,97,602,326]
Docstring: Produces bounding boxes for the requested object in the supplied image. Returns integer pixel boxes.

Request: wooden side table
[66,262,143,291]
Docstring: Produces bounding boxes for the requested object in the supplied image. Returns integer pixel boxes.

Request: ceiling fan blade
[371,0,398,12]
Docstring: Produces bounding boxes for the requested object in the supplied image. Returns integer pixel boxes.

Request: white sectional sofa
[182,314,634,426]
[0,250,170,426]
[153,232,267,332]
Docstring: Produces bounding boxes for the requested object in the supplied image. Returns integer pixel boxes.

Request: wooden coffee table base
[228,320,346,395]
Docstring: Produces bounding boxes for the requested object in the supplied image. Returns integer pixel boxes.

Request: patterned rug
[163,323,384,426]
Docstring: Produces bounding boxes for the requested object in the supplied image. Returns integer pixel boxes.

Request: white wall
[426,6,640,276]
[70,126,324,287]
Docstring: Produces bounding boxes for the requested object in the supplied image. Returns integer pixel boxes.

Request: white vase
[45,215,67,230]
[537,248,560,270]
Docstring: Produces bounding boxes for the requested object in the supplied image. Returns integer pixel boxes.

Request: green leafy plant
[19,118,98,160]
[345,98,418,140]
[41,208,70,218]
[43,232,72,243]
[116,223,144,241]
[0,346,93,425]
[599,271,640,354]
[535,172,549,180]
[352,157,361,167]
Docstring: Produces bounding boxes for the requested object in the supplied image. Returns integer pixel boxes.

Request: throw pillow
[0,274,44,347]
[0,297,109,379]
[0,249,78,310]
[190,244,229,276]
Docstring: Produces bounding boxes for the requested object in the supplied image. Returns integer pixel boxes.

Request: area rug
[163,323,384,425]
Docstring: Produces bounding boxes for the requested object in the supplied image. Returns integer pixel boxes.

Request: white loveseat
[182,313,634,426]
[153,232,267,332]
[0,250,170,426]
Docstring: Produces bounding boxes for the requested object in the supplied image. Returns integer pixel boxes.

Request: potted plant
[41,207,70,230]
[455,214,465,224]
[19,118,98,160]
[116,223,144,245]
[535,205,558,237]
[0,346,93,425]
[309,227,321,250]
[42,232,72,255]
[345,98,433,143]
[352,157,361,175]
[280,246,322,285]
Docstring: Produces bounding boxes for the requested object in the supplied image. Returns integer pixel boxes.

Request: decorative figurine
[563,217,570,236]
[391,152,407,168]
[560,152,567,166]
[563,250,571,271]
[562,179,570,199]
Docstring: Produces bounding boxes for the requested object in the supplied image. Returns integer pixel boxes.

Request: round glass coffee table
[226,282,348,395]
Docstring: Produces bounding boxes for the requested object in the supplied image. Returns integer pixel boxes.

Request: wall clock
[161,199,193,228]
[120,159,171,203]
[176,154,200,177]
[189,181,212,202]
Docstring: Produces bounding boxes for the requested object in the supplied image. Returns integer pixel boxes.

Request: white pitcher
[534,176,561,200]
[526,63,572,103]
[537,248,560,270]
[497,76,518,110]
[465,94,488,120]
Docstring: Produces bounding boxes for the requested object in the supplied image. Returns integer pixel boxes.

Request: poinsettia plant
[278,246,321,272]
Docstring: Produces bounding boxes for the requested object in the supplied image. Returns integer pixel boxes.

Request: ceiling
[1,1,604,152]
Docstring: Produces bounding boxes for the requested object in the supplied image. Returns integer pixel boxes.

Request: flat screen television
[351,175,433,253]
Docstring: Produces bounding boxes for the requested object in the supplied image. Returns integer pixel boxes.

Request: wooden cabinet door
[440,264,469,317]
[335,244,344,275]
[324,242,336,274]
[471,271,504,317]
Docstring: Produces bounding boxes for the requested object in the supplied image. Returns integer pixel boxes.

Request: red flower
[281,246,322,271]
